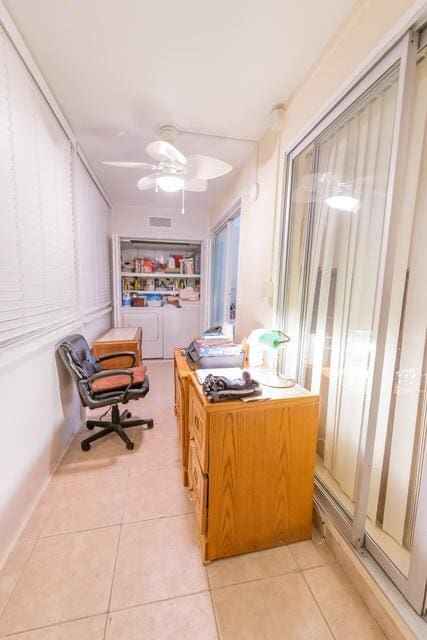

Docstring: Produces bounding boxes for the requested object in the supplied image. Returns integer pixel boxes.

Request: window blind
[77,157,111,318]
[0,26,78,348]
[283,65,400,506]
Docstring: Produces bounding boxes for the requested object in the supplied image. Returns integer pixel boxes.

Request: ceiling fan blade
[145,141,186,166]
[185,154,232,180]
[137,176,156,191]
[103,161,157,170]
[184,179,208,192]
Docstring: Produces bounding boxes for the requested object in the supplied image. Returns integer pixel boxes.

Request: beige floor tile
[57,429,133,481]
[19,482,65,541]
[212,572,333,640]
[2,614,106,639]
[41,474,128,536]
[289,538,336,570]
[105,592,218,639]
[0,540,35,617]
[130,431,180,473]
[123,468,191,523]
[304,564,386,639]
[110,514,208,610]
[207,545,298,589]
[0,527,119,635]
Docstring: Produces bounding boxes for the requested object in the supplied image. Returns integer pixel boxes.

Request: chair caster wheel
[127,412,132,419]
[147,419,154,429]
[126,442,134,451]
[86,424,95,430]
[81,442,91,451]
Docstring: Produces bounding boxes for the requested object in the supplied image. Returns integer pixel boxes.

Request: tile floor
[0,360,388,639]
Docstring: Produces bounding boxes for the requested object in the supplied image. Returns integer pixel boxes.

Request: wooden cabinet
[173,348,193,486]
[92,328,142,369]
[185,374,319,563]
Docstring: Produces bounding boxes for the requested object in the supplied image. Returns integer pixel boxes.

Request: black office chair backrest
[57,334,99,382]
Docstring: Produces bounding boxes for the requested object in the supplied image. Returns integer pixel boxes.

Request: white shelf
[121,271,200,278]
[127,290,181,295]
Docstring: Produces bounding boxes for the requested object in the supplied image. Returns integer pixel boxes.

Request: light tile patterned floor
[0,360,388,639]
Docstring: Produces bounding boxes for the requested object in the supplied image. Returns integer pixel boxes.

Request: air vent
[149,216,172,228]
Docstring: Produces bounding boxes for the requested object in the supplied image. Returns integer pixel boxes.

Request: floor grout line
[207,566,306,592]
[107,588,212,615]
[208,589,222,640]
[301,570,337,640]
[102,429,135,640]
[0,612,108,639]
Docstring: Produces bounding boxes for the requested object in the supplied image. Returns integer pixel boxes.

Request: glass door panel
[366,54,427,579]
[228,214,241,323]
[211,225,228,326]
[211,211,241,328]
[287,67,400,517]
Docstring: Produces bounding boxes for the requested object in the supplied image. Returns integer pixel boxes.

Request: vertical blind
[77,158,111,319]
[0,26,78,348]
[283,65,399,506]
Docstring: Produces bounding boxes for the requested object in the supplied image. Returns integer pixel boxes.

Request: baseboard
[313,502,426,640]
[0,419,82,572]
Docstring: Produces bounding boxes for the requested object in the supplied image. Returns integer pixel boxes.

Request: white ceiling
[4,0,356,211]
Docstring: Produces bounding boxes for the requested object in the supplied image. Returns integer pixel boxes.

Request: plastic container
[146,293,163,307]
[122,291,131,307]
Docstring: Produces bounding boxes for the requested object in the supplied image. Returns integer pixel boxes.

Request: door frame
[276,27,427,614]
[209,199,242,328]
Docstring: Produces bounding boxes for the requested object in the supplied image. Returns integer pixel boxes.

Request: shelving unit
[112,236,205,359]
[121,272,201,278]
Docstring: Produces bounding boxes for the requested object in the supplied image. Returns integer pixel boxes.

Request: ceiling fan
[102,126,233,193]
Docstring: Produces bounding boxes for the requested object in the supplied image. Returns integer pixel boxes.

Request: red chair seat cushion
[90,366,146,393]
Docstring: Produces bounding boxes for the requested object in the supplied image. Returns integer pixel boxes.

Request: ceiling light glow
[155,176,184,192]
[325,194,360,212]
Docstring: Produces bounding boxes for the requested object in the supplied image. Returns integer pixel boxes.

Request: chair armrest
[97,351,137,366]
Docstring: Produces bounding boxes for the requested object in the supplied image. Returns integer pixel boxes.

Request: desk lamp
[247,329,295,388]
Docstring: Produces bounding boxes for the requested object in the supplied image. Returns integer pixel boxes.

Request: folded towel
[202,371,261,403]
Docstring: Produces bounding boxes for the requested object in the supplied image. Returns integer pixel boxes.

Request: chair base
[82,405,154,451]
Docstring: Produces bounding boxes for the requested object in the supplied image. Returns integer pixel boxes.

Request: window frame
[210,204,241,328]
[276,30,427,614]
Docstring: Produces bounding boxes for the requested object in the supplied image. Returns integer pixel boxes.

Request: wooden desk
[92,328,142,369]
[173,348,319,562]
[173,348,193,486]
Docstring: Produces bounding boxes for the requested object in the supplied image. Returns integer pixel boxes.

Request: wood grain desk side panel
[207,398,318,561]
[173,348,193,486]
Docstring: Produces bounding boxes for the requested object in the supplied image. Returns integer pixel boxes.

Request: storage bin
[146,293,163,307]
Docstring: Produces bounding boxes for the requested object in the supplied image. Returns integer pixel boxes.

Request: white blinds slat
[0,26,79,347]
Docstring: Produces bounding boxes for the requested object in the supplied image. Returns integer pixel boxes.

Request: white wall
[211,0,417,342]
[0,22,112,564]
[0,311,110,564]
[111,204,210,241]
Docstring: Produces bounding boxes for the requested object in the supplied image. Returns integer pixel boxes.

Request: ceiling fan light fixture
[155,175,184,192]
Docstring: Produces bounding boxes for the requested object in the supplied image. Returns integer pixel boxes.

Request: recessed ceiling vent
[149,216,172,228]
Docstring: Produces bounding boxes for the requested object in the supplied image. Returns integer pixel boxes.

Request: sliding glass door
[279,30,427,613]
[211,211,241,327]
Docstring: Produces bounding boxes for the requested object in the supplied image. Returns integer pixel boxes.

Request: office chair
[58,334,153,451]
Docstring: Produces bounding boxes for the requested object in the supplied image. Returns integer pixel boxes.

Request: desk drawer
[188,438,207,535]
[189,387,208,472]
